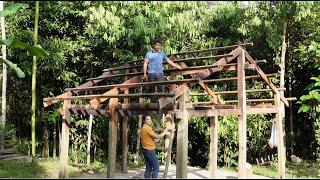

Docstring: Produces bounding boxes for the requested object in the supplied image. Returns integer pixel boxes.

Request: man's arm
[166,57,182,70]
[143,59,149,80]
[150,129,169,139]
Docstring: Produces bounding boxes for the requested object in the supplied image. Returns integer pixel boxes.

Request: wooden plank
[107,98,119,178]
[176,88,189,178]
[0,148,16,155]
[209,114,218,178]
[245,51,289,107]
[237,49,247,178]
[58,100,71,178]
[275,93,286,178]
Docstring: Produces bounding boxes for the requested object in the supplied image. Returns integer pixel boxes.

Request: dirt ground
[72,164,271,179]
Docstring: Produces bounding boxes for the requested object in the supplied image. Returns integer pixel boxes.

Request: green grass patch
[0,160,47,178]
[252,161,320,179]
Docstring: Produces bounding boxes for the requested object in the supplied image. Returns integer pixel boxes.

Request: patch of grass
[252,161,320,179]
[0,158,87,178]
[0,160,47,178]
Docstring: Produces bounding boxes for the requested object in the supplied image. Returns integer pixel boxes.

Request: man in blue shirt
[143,38,182,99]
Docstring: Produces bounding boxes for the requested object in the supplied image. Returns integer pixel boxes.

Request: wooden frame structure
[43,43,294,179]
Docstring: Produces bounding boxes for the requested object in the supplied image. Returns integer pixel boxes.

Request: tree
[31,0,39,159]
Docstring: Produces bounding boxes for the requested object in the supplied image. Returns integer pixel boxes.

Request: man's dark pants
[142,149,159,178]
[147,73,165,103]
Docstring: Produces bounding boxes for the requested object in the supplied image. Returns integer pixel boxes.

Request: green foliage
[0,3,29,17]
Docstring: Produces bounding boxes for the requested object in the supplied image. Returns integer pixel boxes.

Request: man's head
[152,38,163,52]
[143,115,152,126]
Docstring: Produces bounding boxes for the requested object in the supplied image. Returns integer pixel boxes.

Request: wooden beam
[118,42,253,65]
[189,88,286,96]
[159,46,243,109]
[90,75,141,108]
[209,114,218,178]
[245,51,289,107]
[87,60,261,81]
[58,100,71,178]
[107,98,119,178]
[176,88,189,178]
[237,49,247,179]
[178,61,223,105]
[121,70,129,173]
[275,93,286,178]
[163,114,175,178]
[183,107,277,117]
[134,97,143,165]
[43,63,130,107]
[193,97,297,104]
[44,93,176,101]
[66,79,197,92]
[204,73,279,83]
[104,54,233,72]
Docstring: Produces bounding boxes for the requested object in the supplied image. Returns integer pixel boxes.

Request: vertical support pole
[176,88,189,178]
[164,72,176,166]
[122,70,129,172]
[59,100,71,178]
[275,93,286,178]
[107,98,119,178]
[87,115,93,165]
[209,113,218,178]
[164,112,175,178]
[135,97,143,165]
[237,48,247,178]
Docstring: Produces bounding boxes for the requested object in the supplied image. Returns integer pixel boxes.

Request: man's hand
[143,74,148,81]
[176,64,183,70]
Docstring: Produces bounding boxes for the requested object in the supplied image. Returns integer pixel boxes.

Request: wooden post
[176,88,189,178]
[107,98,119,178]
[209,113,218,178]
[275,93,286,178]
[237,49,247,178]
[86,115,93,165]
[163,112,175,178]
[59,100,71,178]
[135,82,144,165]
[121,71,129,172]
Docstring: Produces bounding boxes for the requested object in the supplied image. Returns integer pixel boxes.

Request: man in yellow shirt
[140,115,170,178]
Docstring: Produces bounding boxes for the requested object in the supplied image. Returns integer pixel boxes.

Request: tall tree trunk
[0,1,7,150]
[31,1,39,159]
[279,22,287,164]
[87,115,93,165]
[41,120,49,158]
[53,120,56,158]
